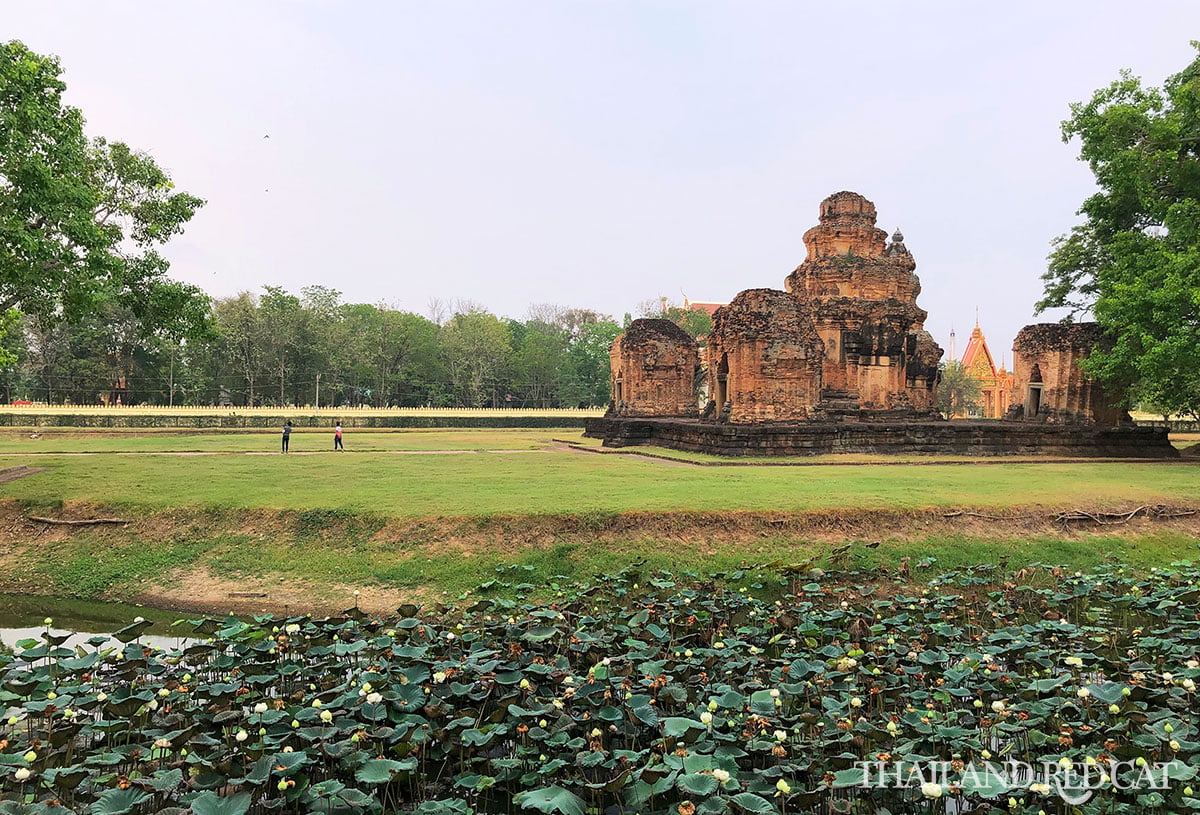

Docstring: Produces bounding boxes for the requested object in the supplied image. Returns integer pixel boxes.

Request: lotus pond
[1,562,1199,815]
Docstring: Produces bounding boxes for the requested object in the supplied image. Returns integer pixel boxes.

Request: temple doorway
[714,353,729,407]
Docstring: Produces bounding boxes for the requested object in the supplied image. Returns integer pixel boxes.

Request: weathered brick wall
[707,289,824,423]
[905,329,942,411]
[584,417,1177,458]
[1010,323,1129,426]
[609,319,699,418]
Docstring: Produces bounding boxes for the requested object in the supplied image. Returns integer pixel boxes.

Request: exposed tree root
[943,504,1198,525]
[28,515,130,526]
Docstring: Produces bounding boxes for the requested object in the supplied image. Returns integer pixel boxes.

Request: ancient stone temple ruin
[609,319,699,418]
[1008,323,1130,426]
[783,191,941,416]
[706,288,825,423]
[589,191,1174,457]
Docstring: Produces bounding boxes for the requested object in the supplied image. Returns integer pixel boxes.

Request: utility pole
[168,349,176,407]
[315,373,321,416]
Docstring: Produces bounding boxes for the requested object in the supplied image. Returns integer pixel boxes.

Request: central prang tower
[784,191,941,414]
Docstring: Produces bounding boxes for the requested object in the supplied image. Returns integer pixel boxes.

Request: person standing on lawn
[334,422,344,451]
[282,420,292,453]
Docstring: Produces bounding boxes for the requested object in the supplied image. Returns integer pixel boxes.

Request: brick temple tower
[784,191,942,414]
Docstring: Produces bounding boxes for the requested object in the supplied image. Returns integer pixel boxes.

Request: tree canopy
[4,289,622,409]
[0,40,207,342]
[936,360,982,418]
[1038,43,1200,418]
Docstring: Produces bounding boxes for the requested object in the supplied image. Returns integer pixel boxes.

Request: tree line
[0,293,631,409]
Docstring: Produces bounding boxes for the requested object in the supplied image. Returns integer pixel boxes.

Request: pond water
[0,593,191,651]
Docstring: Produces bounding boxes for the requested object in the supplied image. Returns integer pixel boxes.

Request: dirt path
[0,465,49,483]
[553,440,1194,468]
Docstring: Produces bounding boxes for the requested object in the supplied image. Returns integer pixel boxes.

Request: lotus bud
[320,710,333,723]
[278,780,289,791]
[43,618,52,626]
[1109,704,1120,714]
[14,768,31,782]
[920,782,942,799]
[23,751,36,763]
[235,730,248,742]
[775,779,791,795]
[255,702,268,714]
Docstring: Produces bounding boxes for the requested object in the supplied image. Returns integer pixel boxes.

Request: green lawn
[2,450,1196,515]
[0,428,562,453]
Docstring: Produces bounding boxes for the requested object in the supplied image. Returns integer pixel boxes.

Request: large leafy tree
[0,41,207,342]
[440,309,512,407]
[1038,44,1200,418]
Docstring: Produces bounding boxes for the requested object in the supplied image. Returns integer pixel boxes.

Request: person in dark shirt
[282,420,292,453]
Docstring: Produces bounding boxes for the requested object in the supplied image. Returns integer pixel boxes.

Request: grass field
[2,448,1198,514]
[0,428,560,453]
[1,428,1197,611]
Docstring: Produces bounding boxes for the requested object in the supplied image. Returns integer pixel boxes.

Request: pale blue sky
[7,1,1199,359]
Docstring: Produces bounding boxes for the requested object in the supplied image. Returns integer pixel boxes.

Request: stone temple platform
[584,417,1178,458]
